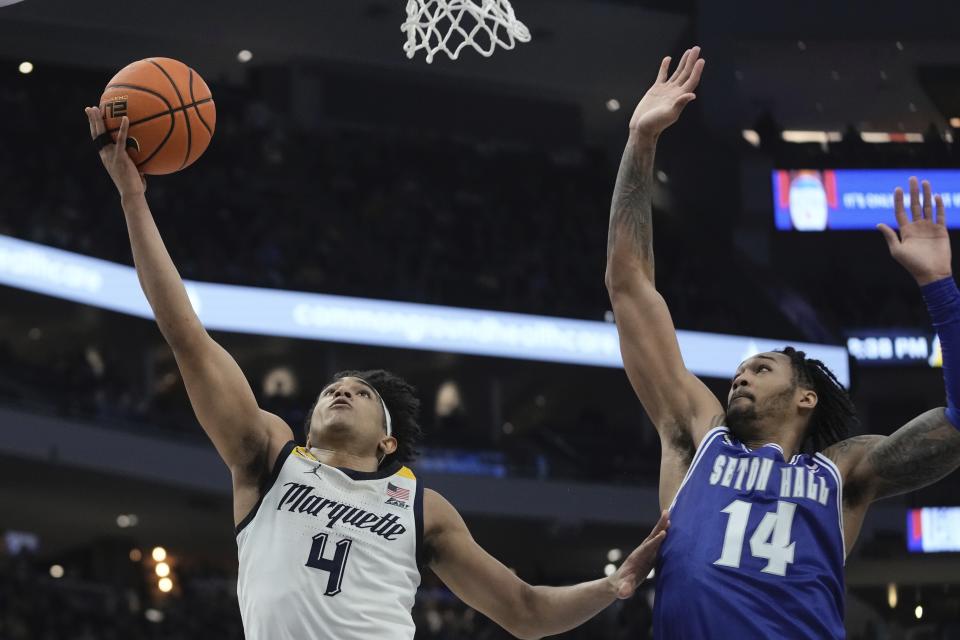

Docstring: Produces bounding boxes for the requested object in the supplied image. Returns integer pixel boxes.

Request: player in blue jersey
[605,46,960,638]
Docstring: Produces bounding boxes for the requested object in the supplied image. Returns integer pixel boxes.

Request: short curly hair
[304,369,423,466]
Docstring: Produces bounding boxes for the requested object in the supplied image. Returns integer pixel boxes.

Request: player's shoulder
[422,489,461,532]
[248,413,297,475]
[692,414,729,449]
[819,434,886,505]
[819,435,884,474]
[692,419,731,453]
[423,487,448,509]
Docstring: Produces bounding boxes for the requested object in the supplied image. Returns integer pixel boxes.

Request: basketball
[98,57,216,175]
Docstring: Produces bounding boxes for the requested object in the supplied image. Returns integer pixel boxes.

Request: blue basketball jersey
[653,426,846,639]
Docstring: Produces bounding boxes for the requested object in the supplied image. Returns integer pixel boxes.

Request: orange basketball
[99,57,216,175]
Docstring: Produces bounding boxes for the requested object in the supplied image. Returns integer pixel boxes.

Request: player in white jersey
[86,106,670,639]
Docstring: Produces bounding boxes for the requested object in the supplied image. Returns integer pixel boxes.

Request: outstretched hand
[877,176,952,286]
[629,46,705,138]
[84,106,146,198]
[608,510,669,599]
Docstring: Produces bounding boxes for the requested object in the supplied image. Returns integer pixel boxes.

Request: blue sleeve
[921,277,960,429]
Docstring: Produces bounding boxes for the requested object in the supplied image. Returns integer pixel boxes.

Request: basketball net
[401,0,531,64]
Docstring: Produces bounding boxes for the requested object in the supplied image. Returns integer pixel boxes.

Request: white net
[401,0,531,64]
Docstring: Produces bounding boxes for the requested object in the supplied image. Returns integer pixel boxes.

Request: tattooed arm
[607,129,658,282]
[824,409,960,552]
[606,48,707,292]
[864,409,960,498]
[829,409,960,501]
[605,47,723,508]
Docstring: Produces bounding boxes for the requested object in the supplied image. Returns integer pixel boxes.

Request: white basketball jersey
[236,441,423,640]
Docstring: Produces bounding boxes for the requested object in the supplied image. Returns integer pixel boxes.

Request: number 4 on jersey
[714,500,797,576]
[305,533,353,596]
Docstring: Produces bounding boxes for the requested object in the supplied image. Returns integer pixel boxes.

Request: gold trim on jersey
[291,447,416,481]
[293,446,319,462]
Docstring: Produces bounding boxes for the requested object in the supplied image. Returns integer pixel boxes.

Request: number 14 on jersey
[714,500,797,576]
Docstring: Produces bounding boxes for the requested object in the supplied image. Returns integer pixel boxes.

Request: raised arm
[425,489,667,639]
[825,178,960,549]
[605,48,723,492]
[84,108,292,493]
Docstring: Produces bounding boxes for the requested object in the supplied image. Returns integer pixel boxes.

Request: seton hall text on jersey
[277,482,408,540]
[707,453,831,506]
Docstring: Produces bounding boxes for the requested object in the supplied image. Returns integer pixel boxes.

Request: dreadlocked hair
[304,369,423,467]
[777,346,859,453]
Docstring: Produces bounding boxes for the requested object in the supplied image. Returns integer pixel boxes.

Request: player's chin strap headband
[367,383,393,436]
[364,384,393,438]
[357,379,393,467]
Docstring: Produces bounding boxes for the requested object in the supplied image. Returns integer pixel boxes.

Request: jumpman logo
[304,463,324,481]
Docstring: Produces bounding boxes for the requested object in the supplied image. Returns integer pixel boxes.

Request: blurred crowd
[0,65,790,335]
[0,67,948,335]
[0,554,243,640]
[0,333,660,483]
[0,61,951,484]
[2,550,956,640]
[2,60,960,640]
[753,111,960,171]
[0,553,654,640]
[0,64,739,485]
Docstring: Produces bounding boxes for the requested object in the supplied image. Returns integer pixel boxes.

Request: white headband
[361,380,393,437]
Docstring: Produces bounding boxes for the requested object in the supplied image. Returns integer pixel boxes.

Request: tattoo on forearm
[868,408,960,499]
[607,137,656,274]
